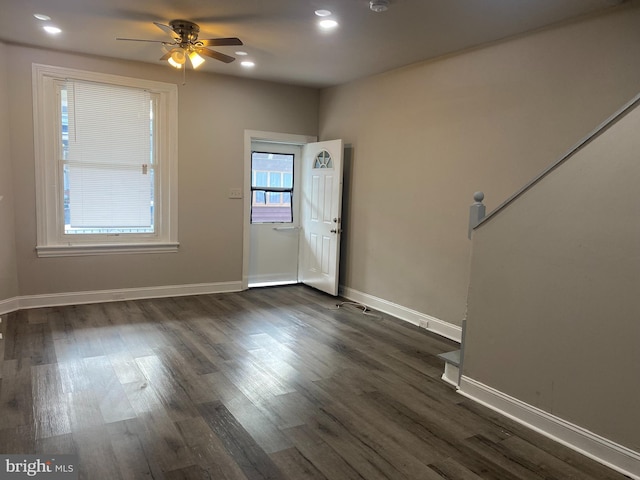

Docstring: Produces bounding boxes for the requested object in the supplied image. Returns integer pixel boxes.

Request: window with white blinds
[33,65,178,257]
[64,81,154,234]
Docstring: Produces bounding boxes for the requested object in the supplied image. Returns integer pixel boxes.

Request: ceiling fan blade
[116,37,168,43]
[153,22,179,39]
[197,47,235,63]
[159,51,173,61]
[192,14,261,23]
[199,37,243,47]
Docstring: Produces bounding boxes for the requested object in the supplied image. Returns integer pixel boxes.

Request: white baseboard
[0,297,19,316]
[442,362,460,388]
[339,286,462,342]
[0,281,243,315]
[459,376,640,480]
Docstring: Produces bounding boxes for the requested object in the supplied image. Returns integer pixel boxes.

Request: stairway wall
[463,99,640,454]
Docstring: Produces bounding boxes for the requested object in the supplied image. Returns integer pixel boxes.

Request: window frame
[32,64,179,257]
[250,151,294,224]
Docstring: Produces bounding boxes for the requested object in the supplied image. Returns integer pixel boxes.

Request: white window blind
[65,80,154,233]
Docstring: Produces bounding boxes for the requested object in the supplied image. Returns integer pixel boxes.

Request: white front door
[299,140,344,296]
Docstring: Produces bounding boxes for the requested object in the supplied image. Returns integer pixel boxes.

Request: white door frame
[242,130,317,290]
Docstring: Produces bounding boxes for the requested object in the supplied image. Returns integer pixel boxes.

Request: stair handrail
[469,92,640,235]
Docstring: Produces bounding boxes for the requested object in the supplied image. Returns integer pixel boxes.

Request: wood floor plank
[164,465,215,480]
[498,435,623,480]
[73,426,123,479]
[122,378,165,415]
[135,354,200,422]
[459,435,548,480]
[31,363,72,439]
[218,356,296,406]
[0,425,35,453]
[153,345,220,404]
[83,355,137,424]
[134,409,196,474]
[0,285,631,480]
[0,359,33,430]
[35,433,76,455]
[301,406,408,479]
[222,393,293,454]
[299,380,443,480]
[281,425,367,480]
[66,306,107,358]
[66,389,104,432]
[364,372,509,443]
[57,358,93,393]
[107,419,156,480]
[4,311,56,365]
[270,447,329,480]
[108,351,147,385]
[458,399,631,480]
[427,457,486,480]
[198,401,287,480]
[175,416,250,480]
[259,391,311,430]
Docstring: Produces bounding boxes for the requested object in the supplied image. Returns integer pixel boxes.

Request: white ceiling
[0,0,627,88]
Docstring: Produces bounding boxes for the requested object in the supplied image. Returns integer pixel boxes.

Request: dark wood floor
[0,285,630,479]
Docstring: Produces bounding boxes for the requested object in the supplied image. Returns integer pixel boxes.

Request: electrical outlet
[229,188,243,199]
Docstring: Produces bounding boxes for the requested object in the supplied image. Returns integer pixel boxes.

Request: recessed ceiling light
[315,9,332,17]
[33,14,51,21]
[241,61,255,68]
[318,19,338,29]
[43,25,62,34]
[235,51,248,56]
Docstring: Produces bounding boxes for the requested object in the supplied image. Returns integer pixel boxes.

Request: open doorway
[247,141,301,287]
[242,130,344,295]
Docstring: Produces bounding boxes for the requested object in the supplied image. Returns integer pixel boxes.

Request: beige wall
[463,99,640,452]
[7,44,318,296]
[319,5,640,326]
[0,43,19,301]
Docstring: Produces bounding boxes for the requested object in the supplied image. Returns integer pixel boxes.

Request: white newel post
[468,191,486,239]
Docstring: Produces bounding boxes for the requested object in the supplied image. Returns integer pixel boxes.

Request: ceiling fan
[117,19,243,69]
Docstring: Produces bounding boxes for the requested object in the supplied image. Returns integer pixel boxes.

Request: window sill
[36,242,180,258]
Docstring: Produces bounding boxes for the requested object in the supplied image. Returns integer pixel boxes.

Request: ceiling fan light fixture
[188,51,205,69]
[169,49,187,66]
[167,57,182,69]
[118,19,242,73]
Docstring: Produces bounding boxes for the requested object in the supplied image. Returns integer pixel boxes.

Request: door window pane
[251,152,294,223]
